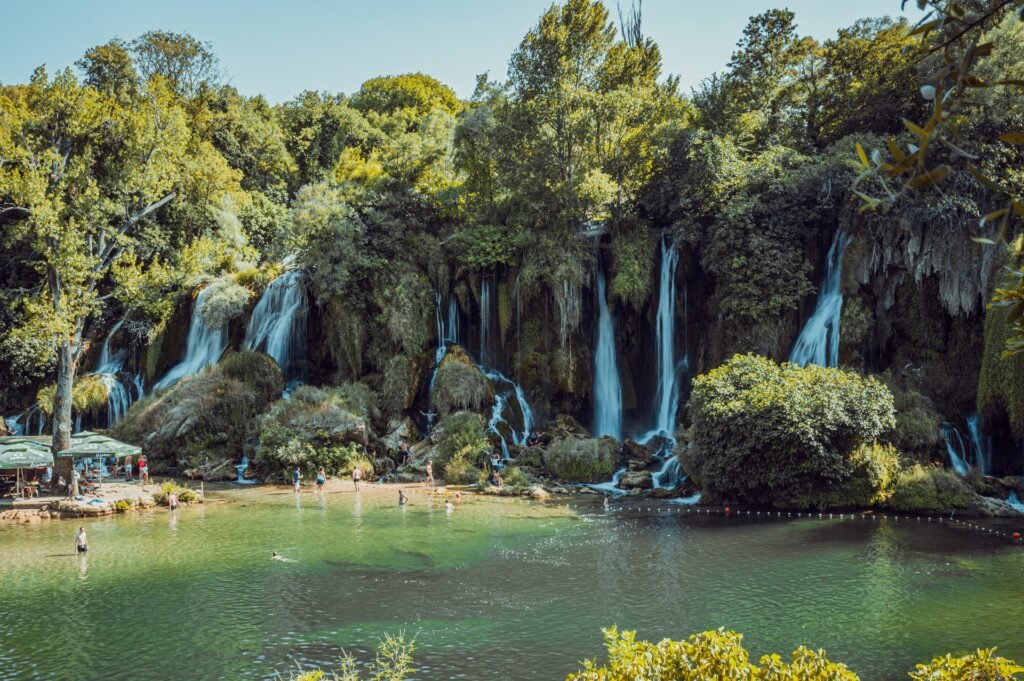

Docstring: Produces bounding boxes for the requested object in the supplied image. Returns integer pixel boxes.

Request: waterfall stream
[592,266,622,440]
[154,286,229,390]
[941,422,971,476]
[966,414,991,476]
[244,269,309,385]
[89,319,144,428]
[789,231,851,367]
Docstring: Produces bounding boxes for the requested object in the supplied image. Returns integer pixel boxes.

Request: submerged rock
[619,470,653,490]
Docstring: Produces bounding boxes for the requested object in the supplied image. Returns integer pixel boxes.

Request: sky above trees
[4,0,924,101]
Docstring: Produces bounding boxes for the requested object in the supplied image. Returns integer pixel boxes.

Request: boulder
[623,439,653,468]
[529,485,551,501]
[970,493,1024,518]
[619,470,653,490]
[542,435,621,483]
[547,414,590,439]
[374,458,396,475]
[384,418,418,453]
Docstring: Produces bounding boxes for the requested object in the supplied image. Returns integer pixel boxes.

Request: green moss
[542,437,617,482]
[886,464,973,512]
[978,299,1024,440]
[434,411,490,471]
[609,219,656,308]
[433,346,493,416]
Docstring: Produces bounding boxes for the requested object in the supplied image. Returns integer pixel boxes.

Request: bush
[433,353,492,416]
[809,443,901,510]
[687,354,896,509]
[543,437,618,482]
[114,500,132,512]
[443,453,480,484]
[882,376,943,459]
[284,632,415,681]
[502,466,529,489]
[257,384,371,473]
[886,464,974,513]
[115,351,283,468]
[198,278,253,329]
[152,481,201,505]
[433,412,490,471]
[568,627,857,681]
[259,438,370,481]
[909,649,1024,680]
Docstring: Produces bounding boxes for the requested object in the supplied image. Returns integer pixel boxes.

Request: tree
[76,39,140,104]
[130,31,219,97]
[0,68,185,461]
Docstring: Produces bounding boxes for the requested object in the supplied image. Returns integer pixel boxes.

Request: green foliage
[433,352,492,416]
[687,354,896,509]
[433,412,490,472]
[502,466,530,489]
[152,481,200,505]
[36,375,108,417]
[979,295,1024,441]
[447,225,522,271]
[256,385,373,479]
[811,443,901,509]
[543,437,617,482]
[443,452,481,485]
[886,464,974,513]
[285,633,416,681]
[351,73,461,120]
[198,278,253,329]
[882,377,943,459]
[608,221,655,307]
[909,649,1024,680]
[568,627,858,681]
[114,500,133,512]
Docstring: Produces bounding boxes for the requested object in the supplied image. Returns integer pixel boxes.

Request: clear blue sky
[3,1,924,102]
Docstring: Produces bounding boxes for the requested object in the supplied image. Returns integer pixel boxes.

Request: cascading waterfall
[479,278,492,367]
[447,296,459,345]
[425,292,452,431]
[90,319,144,428]
[789,231,852,368]
[592,266,622,440]
[4,415,24,435]
[154,286,230,390]
[642,237,685,442]
[941,422,971,476]
[1008,491,1024,512]
[244,269,309,385]
[966,414,991,476]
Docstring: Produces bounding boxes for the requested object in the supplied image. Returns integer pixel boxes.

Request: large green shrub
[687,354,896,509]
[809,443,901,509]
[433,412,490,472]
[37,374,108,418]
[568,628,1022,680]
[433,348,493,416]
[886,464,974,513]
[115,351,283,467]
[543,437,618,483]
[978,298,1024,441]
[256,385,373,478]
[198,278,253,329]
[882,375,943,459]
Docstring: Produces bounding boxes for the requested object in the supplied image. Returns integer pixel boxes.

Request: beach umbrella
[0,438,53,497]
[59,433,141,458]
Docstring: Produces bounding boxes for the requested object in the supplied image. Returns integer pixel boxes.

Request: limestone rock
[619,470,653,490]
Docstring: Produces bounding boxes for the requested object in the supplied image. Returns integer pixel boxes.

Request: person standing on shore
[124,455,133,482]
[75,527,88,553]
[292,466,301,493]
[352,465,362,490]
[138,454,149,484]
[399,488,408,505]
[316,467,326,492]
[70,468,80,498]
[425,460,434,486]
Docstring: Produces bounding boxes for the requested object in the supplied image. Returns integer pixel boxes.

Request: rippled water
[1,488,1022,681]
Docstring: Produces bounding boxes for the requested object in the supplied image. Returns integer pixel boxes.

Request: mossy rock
[886,464,973,513]
[434,345,494,416]
[542,436,620,482]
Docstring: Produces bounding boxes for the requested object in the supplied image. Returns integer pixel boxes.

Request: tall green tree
[0,68,186,459]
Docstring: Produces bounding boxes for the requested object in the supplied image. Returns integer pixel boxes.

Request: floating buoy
[725,506,731,514]
[1013,532,1021,541]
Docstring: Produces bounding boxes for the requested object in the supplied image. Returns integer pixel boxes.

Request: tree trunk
[51,341,76,483]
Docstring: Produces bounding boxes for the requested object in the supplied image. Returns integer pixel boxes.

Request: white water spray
[154,286,229,390]
[244,269,309,385]
[593,266,622,440]
[789,231,851,367]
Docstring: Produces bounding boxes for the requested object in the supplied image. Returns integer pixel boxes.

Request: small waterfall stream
[244,269,309,385]
[941,422,971,476]
[789,231,851,368]
[966,414,992,476]
[154,286,229,390]
[592,266,622,440]
[89,319,144,428]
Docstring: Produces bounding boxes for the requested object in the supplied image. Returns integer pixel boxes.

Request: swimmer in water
[272,551,294,562]
[445,500,454,512]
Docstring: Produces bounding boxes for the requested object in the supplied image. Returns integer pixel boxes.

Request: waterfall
[425,292,451,432]
[789,231,852,367]
[154,286,229,390]
[941,422,971,476]
[645,237,683,440]
[1008,491,1024,513]
[481,367,534,454]
[966,414,991,476]
[447,296,459,345]
[592,266,622,440]
[244,269,309,385]
[480,278,492,367]
[89,319,144,428]
[653,455,682,489]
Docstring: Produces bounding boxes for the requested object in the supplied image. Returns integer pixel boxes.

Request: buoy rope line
[592,503,1024,543]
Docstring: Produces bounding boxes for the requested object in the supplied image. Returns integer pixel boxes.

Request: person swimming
[445,500,454,512]
[272,551,295,562]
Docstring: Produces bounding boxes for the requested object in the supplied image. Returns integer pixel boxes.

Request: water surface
[1,487,1022,681]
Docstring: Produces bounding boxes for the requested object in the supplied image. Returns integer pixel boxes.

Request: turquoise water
[1,486,1022,680]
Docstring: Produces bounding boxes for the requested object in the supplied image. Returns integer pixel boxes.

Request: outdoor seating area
[0,431,142,503]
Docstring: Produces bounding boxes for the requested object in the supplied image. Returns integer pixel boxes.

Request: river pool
[1,486,1022,680]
